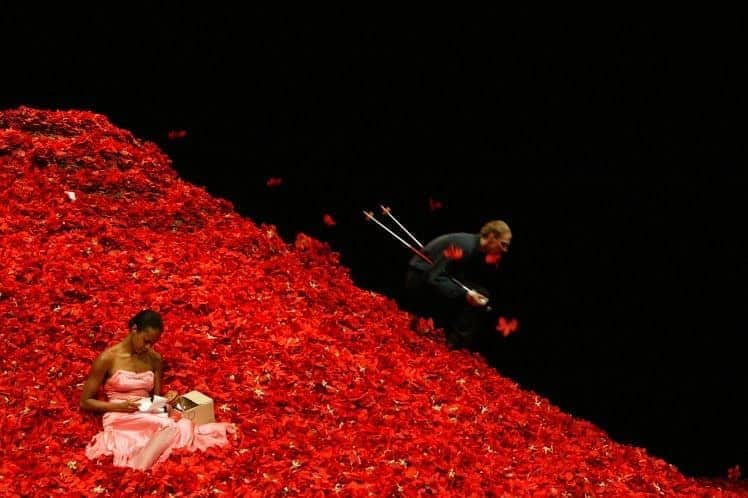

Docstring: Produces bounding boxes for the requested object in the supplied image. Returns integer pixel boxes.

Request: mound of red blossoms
[1,107,745,497]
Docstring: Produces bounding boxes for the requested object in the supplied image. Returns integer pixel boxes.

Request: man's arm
[425,256,489,306]
[424,257,468,300]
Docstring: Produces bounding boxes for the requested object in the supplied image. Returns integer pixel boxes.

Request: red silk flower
[496,316,519,337]
[728,464,742,481]
[323,213,336,226]
[266,177,283,187]
[0,107,739,498]
[428,197,443,211]
[167,129,188,140]
[443,244,464,261]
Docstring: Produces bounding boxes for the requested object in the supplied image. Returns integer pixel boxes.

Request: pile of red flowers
[1,107,744,496]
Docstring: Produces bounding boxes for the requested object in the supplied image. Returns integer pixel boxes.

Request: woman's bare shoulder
[97,345,120,362]
[149,349,163,365]
[95,343,126,370]
[86,347,117,378]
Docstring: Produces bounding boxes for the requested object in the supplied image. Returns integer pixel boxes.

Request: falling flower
[266,177,283,187]
[323,214,336,227]
[167,129,188,140]
[496,316,519,337]
[443,244,464,261]
[728,464,742,480]
[428,197,443,211]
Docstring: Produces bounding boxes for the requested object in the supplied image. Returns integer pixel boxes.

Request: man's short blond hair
[480,220,511,238]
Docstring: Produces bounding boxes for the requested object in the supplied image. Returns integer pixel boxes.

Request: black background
[2,7,745,477]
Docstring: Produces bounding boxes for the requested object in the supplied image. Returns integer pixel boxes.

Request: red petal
[167,129,188,140]
[443,244,464,261]
[496,316,519,337]
[323,214,336,226]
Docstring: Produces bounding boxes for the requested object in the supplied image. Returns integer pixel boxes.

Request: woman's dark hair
[128,309,163,332]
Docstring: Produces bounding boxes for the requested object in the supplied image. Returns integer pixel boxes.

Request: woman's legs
[130,425,180,470]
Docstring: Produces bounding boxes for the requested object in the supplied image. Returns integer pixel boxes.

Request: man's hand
[466,290,488,307]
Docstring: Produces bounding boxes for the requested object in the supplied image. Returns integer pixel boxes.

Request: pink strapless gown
[85,370,233,470]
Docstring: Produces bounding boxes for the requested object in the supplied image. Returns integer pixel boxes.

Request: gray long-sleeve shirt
[408,232,484,300]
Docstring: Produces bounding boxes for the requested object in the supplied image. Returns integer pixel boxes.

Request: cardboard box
[174,390,215,425]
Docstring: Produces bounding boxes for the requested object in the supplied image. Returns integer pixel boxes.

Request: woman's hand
[164,390,179,403]
[117,399,141,412]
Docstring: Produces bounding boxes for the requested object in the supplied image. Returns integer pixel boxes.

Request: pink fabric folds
[85,370,232,470]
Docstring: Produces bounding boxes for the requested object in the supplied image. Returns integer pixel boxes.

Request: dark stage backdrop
[2,9,745,477]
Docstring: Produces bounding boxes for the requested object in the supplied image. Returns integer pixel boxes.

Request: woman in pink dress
[81,310,232,470]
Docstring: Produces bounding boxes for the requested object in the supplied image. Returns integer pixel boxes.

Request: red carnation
[428,197,443,211]
[323,214,336,227]
[167,129,188,140]
[496,316,519,337]
[728,464,742,481]
[443,244,464,261]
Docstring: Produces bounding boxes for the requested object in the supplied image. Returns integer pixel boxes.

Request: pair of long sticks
[363,205,491,309]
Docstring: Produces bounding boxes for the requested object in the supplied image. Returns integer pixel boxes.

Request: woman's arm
[152,353,163,396]
[79,352,138,413]
[152,353,177,402]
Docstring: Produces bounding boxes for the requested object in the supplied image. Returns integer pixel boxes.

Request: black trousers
[404,269,492,351]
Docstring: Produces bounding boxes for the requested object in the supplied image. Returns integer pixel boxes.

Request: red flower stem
[364,211,433,263]
[379,205,425,248]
